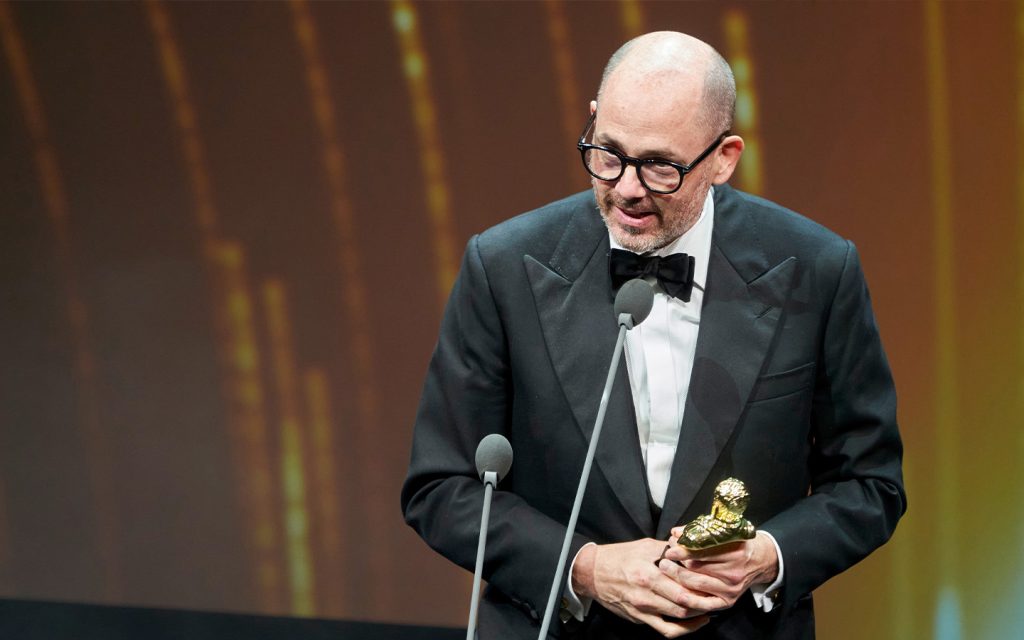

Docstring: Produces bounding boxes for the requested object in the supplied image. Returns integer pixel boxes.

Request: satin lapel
[655,245,796,538]
[524,207,653,535]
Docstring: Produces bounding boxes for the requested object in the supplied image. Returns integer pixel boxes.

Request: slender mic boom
[467,434,513,640]
[475,433,513,483]
[614,279,654,328]
[536,278,651,638]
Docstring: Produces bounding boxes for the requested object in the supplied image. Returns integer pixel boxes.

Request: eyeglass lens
[583,148,681,193]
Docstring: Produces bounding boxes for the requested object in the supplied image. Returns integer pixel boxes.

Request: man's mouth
[617,207,651,219]
[613,204,658,228]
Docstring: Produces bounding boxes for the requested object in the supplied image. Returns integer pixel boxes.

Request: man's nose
[614,164,648,199]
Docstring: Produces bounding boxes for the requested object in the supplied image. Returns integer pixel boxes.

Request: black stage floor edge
[0,598,464,640]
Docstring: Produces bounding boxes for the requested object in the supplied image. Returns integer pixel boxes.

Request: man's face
[590,78,716,253]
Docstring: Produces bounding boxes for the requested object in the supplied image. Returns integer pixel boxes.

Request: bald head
[596,32,735,136]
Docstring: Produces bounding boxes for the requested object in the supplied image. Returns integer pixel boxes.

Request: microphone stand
[535,313,635,639]
[467,470,498,640]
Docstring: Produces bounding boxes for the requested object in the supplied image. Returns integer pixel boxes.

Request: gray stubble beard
[594,170,712,254]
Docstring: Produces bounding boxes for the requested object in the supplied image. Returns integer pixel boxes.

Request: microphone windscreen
[613,279,654,325]
[475,433,513,482]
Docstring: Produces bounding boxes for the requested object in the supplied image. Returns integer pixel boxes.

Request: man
[401,31,905,639]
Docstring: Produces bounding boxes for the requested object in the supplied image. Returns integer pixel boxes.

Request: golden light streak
[543,0,585,182]
[287,0,373,415]
[304,368,347,615]
[619,0,645,39]
[723,10,764,195]
[212,242,283,610]
[145,0,284,611]
[391,0,458,307]
[263,280,316,616]
[145,0,217,242]
[924,0,960,616]
[0,0,122,597]
[288,0,393,612]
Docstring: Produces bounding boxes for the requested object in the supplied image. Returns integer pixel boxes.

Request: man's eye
[646,162,677,176]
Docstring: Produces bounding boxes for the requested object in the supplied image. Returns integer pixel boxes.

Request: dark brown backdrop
[0,2,1020,638]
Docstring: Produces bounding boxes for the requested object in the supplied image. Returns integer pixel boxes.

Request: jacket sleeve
[759,240,906,611]
[400,234,591,621]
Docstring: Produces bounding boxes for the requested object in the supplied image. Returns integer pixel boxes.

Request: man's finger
[674,565,741,601]
[656,559,730,612]
[625,575,694,619]
[664,542,744,565]
[646,613,711,638]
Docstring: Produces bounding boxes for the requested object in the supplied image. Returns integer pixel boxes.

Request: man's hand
[571,539,713,638]
[661,529,780,610]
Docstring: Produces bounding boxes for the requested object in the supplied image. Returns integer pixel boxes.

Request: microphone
[475,433,513,485]
[467,434,513,640]
[536,279,654,639]
[614,278,654,329]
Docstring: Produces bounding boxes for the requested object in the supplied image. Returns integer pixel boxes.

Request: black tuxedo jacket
[401,185,905,639]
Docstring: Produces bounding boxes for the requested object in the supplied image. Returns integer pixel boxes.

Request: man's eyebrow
[594,132,684,163]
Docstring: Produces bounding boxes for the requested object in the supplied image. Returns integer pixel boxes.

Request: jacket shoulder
[715,184,851,263]
[475,191,598,259]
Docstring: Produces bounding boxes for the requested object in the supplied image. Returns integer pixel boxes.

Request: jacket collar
[526,186,797,536]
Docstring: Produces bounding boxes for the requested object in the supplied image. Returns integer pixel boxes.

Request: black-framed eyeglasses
[576,112,728,195]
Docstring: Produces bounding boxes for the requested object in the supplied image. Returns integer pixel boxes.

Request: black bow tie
[609,248,696,302]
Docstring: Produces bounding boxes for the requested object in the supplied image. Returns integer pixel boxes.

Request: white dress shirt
[564,188,784,621]
[614,189,713,509]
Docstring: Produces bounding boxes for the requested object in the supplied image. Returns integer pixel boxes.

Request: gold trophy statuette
[677,477,756,550]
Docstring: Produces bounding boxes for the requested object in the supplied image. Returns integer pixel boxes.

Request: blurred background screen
[0,1,1020,638]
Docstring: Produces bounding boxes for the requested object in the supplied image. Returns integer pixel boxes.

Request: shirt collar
[608,186,715,289]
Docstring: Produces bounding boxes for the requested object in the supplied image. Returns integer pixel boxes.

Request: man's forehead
[594,120,699,163]
[596,80,702,153]
[601,65,702,116]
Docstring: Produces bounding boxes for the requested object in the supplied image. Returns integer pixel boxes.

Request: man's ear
[589,100,597,115]
[710,135,744,185]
